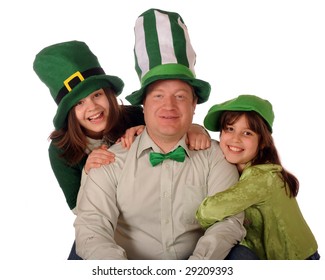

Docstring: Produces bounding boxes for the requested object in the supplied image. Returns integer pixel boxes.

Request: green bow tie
[149,146,186,166]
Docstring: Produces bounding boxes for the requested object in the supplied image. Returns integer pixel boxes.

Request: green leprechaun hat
[125,8,211,105]
[204,94,275,132]
[33,40,124,130]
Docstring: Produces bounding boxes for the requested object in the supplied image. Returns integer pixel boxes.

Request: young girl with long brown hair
[196,94,319,260]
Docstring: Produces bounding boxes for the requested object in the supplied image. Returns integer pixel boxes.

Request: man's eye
[176,95,185,100]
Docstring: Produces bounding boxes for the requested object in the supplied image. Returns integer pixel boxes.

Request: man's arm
[74,164,127,260]
[189,141,246,259]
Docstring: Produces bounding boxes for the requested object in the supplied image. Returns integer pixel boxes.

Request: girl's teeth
[89,113,101,120]
[229,146,242,152]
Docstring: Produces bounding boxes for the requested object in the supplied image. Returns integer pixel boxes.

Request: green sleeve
[48,142,86,210]
[196,167,273,229]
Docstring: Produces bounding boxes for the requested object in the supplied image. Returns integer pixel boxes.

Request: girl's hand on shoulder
[84,144,115,174]
[117,125,145,149]
[186,124,211,150]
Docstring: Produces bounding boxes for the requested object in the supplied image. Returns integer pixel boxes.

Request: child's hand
[117,125,145,149]
[84,144,115,174]
[186,124,211,150]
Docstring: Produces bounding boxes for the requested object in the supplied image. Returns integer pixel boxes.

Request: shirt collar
[136,128,190,159]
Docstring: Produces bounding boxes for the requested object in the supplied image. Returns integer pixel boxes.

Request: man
[74,8,245,260]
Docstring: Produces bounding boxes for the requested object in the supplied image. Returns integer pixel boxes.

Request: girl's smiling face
[74,89,109,138]
[220,114,259,172]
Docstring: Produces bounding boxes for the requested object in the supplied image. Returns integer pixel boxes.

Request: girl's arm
[196,168,272,229]
[186,123,211,150]
[49,142,84,212]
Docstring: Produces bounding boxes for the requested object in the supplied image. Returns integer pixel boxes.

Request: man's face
[143,79,197,145]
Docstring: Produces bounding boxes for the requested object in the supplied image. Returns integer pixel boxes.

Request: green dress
[196,163,318,259]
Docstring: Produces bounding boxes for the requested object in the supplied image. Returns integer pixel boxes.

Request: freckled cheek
[219,134,227,145]
[249,141,259,154]
[74,110,84,122]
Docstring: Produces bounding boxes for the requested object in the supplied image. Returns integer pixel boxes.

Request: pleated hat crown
[125,8,211,105]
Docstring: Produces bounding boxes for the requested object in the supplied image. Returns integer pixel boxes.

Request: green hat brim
[126,74,210,105]
[125,64,210,105]
[53,74,123,129]
[204,95,274,133]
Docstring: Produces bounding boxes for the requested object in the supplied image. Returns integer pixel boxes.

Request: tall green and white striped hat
[125,8,211,105]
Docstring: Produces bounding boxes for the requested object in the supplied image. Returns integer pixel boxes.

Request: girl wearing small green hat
[196,94,319,260]
[33,40,210,260]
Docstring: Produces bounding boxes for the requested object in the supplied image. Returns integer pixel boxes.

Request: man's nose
[164,96,177,108]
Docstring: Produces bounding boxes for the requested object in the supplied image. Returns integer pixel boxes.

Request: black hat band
[55,67,105,105]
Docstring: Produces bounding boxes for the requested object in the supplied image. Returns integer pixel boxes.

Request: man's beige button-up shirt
[75,129,245,259]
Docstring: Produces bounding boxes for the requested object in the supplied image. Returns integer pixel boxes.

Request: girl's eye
[225,126,234,132]
[243,130,254,136]
[93,92,102,98]
[76,100,84,106]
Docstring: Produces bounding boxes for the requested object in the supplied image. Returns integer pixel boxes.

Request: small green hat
[204,94,275,132]
[125,8,211,105]
[33,40,124,130]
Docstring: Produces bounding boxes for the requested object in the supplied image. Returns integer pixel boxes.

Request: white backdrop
[1,0,324,277]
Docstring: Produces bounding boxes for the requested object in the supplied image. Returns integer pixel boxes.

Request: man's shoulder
[188,139,222,155]
[89,141,129,178]
[106,136,141,164]
[108,141,128,154]
[185,139,225,165]
[210,139,221,148]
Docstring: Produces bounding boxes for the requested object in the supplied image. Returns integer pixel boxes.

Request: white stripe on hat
[155,10,177,65]
[178,18,196,75]
[134,16,149,79]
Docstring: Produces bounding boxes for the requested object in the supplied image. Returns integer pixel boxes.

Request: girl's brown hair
[49,87,133,165]
[220,111,299,197]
